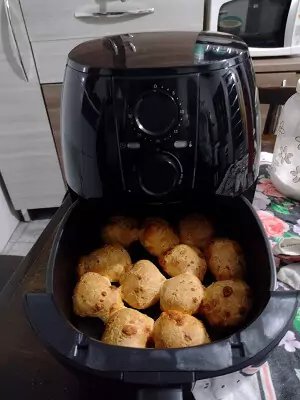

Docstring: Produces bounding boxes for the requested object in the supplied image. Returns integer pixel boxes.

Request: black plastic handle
[24,289,300,383]
[24,293,85,359]
[137,387,183,400]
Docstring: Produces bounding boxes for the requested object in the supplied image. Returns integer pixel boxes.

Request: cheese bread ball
[160,274,205,315]
[101,308,154,348]
[121,260,166,309]
[77,244,132,283]
[152,310,210,349]
[73,272,124,323]
[101,216,140,248]
[78,255,94,278]
[159,244,207,281]
[200,280,253,328]
[139,217,179,257]
[205,238,246,281]
[179,213,214,250]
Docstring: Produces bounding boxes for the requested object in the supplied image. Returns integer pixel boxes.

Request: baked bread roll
[121,260,166,309]
[159,244,207,280]
[78,255,94,278]
[160,274,205,315]
[101,216,140,248]
[205,238,245,280]
[73,272,124,323]
[152,310,210,349]
[101,308,154,348]
[77,244,132,283]
[200,280,252,328]
[139,217,179,257]
[179,213,214,250]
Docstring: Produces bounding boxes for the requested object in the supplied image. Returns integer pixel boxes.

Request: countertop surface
[253,56,300,73]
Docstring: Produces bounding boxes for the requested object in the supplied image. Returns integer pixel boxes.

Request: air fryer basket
[25,195,299,395]
[50,195,274,339]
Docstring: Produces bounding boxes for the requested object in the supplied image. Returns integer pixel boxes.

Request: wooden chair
[258,86,296,152]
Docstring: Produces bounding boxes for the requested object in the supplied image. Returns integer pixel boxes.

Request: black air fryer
[25,32,299,400]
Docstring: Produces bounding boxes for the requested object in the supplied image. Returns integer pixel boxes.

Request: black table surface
[0,255,23,293]
[0,197,141,400]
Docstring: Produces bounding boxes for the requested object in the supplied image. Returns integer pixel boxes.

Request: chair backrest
[258,86,296,135]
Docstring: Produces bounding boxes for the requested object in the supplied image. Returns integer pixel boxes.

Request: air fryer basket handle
[137,387,183,400]
[24,293,83,358]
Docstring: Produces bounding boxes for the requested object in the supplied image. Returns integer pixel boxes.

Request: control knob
[135,90,179,137]
[138,152,182,196]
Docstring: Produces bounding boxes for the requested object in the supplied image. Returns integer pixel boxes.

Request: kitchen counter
[253,56,300,73]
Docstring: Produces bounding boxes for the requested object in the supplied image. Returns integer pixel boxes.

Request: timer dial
[134,90,179,137]
[138,152,181,196]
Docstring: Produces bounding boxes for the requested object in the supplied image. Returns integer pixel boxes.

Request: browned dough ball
[120,260,166,309]
[152,310,210,349]
[200,280,253,328]
[160,274,205,315]
[179,213,214,250]
[101,216,140,248]
[73,272,124,323]
[78,255,94,278]
[205,238,246,281]
[139,217,179,257]
[101,308,154,348]
[159,244,207,280]
[77,244,132,283]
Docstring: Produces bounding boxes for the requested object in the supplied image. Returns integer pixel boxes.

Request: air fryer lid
[67,31,249,73]
[25,195,299,383]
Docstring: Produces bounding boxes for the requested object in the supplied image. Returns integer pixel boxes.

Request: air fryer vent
[213,83,228,143]
[224,72,244,152]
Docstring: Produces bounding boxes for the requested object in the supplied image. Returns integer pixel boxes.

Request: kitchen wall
[0,176,18,252]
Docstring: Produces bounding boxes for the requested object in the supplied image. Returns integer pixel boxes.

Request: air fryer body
[25,32,300,400]
[61,32,260,202]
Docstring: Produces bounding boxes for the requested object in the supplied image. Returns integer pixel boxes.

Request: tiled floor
[1,219,50,257]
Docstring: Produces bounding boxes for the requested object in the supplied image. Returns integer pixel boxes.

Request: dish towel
[193,153,300,400]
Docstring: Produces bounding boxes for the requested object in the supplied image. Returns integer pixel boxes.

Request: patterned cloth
[252,158,300,400]
[208,155,300,400]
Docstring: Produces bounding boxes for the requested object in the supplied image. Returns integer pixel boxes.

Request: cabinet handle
[75,8,154,18]
[4,0,28,82]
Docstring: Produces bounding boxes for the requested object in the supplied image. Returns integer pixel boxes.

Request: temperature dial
[135,90,179,137]
[138,152,182,196]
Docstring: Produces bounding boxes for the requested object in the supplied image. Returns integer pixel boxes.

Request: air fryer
[24,31,299,400]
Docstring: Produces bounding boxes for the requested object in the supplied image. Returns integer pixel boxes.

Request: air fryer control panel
[114,75,199,197]
[62,32,258,200]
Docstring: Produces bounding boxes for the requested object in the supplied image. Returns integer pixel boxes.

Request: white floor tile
[0,219,50,257]
[4,242,33,256]
[1,241,14,255]
[9,223,28,243]
[18,219,50,243]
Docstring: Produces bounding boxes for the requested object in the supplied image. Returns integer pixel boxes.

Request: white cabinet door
[32,38,91,84]
[20,0,204,42]
[0,0,65,210]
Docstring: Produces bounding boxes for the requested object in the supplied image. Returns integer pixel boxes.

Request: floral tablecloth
[252,160,300,400]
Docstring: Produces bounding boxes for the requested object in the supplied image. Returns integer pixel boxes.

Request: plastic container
[270,79,300,200]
